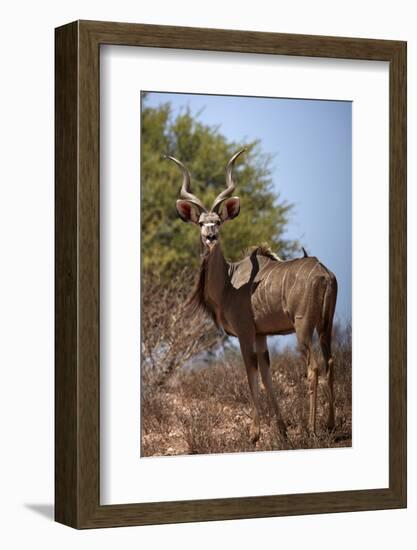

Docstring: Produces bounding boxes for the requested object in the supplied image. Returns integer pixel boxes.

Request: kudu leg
[255,335,287,437]
[307,356,319,434]
[238,337,261,444]
[295,321,319,435]
[319,331,335,430]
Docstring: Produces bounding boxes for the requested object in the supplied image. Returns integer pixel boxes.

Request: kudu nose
[207,234,217,242]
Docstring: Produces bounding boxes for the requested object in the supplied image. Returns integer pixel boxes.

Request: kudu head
[165,149,245,251]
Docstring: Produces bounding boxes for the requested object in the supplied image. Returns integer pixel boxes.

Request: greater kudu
[166,149,338,443]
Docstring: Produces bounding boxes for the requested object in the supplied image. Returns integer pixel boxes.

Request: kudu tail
[317,273,338,430]
[318,273,338,376]
[321,274,338,340]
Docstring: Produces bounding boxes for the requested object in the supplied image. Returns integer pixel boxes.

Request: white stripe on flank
[263,263,281,313]
[306,261,320,284]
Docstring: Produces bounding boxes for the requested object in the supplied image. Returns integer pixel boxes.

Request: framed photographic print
[55,20,406,528]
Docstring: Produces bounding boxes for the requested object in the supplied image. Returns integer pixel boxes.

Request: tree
[141,95,297,278]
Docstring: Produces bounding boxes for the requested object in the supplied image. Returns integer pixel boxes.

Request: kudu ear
[219,197,240,222]
[176,200,200,224]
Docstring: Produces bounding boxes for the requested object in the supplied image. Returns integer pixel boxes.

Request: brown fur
[242,243,282,262]
[187,254,218,327]
[187,243,280,326]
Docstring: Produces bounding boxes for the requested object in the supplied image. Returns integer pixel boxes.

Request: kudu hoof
[326,418,335,431]
[250,425,260,444]
[277,419,288,440]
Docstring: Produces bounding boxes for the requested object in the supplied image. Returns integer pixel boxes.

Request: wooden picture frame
[55,20,407,529]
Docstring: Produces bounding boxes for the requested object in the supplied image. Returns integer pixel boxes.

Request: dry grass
[141,268,222,387]
[141,326,352,456]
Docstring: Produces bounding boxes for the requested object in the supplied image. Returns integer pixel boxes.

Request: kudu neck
[204,242,230,306]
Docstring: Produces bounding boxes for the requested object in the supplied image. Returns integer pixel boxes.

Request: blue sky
[144,92,352,326]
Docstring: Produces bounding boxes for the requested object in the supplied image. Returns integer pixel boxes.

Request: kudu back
[167,149,338,443]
